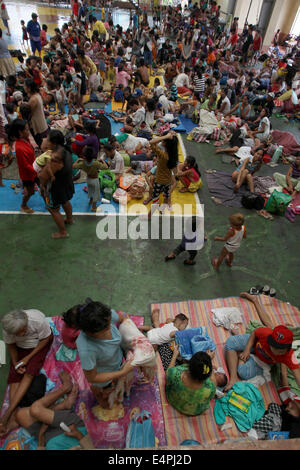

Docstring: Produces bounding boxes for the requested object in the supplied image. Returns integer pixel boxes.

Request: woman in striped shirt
[193,65,205,99]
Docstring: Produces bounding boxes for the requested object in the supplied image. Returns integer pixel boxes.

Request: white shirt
[147,323,178,345]
[2,309,51,349]
[175,73,190,88]
[110,150,124,174]
[159,95,171,114]
[221,96,231,114]
[132,106,146,127]
[122,135,149,153]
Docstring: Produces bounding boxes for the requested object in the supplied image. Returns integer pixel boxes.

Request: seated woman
[0,309,53,436]
[232,147,264,193]
[75,300,136,409]
[224,95,252,121]
[250,108,271,144]
[273,154,300,199]
[165,347,216,416]
[176,156,202,193]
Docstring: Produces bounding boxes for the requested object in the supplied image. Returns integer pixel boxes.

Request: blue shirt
[26,20,41,41]
[76,309,123,388]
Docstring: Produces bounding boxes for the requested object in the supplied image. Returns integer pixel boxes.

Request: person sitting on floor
[223,292,300,392]
[176,155,202,193]
[0,309,53,437]
[165,348,217,416]
[273,154,300,200]
[14,371,95,450]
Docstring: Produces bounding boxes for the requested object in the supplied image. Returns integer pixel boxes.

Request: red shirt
[15,138,36,182]
[254,327,299,370]
[61,323,80,349]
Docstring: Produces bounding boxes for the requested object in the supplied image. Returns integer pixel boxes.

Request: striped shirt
[194,76,205,93]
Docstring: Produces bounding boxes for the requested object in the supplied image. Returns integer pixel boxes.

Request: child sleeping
[139,309,189,348]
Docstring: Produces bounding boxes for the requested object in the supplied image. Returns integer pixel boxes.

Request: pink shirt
[116,70,131,88]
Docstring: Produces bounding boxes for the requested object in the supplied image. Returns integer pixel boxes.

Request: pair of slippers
[165,255,196,265]
[248,285,276,297]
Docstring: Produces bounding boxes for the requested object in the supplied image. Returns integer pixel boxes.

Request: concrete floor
[0,1,300,427]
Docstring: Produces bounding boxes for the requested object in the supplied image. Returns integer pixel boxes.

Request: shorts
[152,181,171,202]
[7,334,53,384]
[22,177,39,189]
[30,39,42,53]
[144,50,153,67]
[2,19,8,28]
[225,334,264,380]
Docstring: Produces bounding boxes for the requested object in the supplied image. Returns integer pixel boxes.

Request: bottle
[271,145,283,164]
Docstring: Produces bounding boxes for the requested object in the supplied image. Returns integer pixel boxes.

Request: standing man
[27,13,42,57]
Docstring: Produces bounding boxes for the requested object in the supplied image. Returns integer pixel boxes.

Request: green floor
[0,117,300,404]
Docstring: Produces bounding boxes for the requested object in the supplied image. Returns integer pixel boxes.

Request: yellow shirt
[93,20,107,36]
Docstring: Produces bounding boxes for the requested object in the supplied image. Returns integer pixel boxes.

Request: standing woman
[0,28,15,77]
[0,1,10,36]
[182,30,194,65]
[7,119,37,214]
[24,78,48,148]
[146,130,178,214]
[40,130,74,239]
[77,47,97,94]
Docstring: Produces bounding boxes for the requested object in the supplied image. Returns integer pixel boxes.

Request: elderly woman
[165,347,217,416]
[0,309,53,436]
[75,300,135,409]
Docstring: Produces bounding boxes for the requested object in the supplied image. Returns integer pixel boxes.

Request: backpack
[264,190,292,215]
[125,410,155,448]
[241,193,265,210]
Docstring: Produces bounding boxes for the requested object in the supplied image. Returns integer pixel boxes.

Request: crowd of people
[0,0,299,449]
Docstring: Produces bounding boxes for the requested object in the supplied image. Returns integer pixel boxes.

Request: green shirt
[166,364,216,416]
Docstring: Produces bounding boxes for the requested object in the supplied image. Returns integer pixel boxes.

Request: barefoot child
[139,309,189,347]
[212,213,246,270]
[176,155,202,193]
[73,146,107,211]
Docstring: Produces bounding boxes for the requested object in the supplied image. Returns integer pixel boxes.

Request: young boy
[139,309,189,346]
[212,213,246,270]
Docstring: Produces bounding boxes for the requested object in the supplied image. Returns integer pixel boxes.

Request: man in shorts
[27,13,42,57]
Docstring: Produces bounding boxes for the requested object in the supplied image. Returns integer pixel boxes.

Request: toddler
[73,145,107,211]
[33,146,65,191]
[139,309,189,346]
[212,213,246,270]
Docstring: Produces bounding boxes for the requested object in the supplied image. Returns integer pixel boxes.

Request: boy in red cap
[224,293,300,392]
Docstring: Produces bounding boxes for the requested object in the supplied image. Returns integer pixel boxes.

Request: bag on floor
[127,178,147,199]
[241,193,265,210]
[126,410,155,448]
[264,190,292,215]
[98,169,117,192]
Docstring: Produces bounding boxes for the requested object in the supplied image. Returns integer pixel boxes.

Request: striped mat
[151,296,300,447]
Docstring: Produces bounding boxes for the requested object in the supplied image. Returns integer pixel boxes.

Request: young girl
[165,215,205,265]
[176,156,202,193]
[147,130,178,214]
[21,20,29,48]
[73,145,107,211]
[212,213,246,270]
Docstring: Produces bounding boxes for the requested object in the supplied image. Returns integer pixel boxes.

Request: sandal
[184,259,196,265]
[165,255,176,262]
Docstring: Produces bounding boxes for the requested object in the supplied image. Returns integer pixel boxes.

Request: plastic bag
[264,190,292,215]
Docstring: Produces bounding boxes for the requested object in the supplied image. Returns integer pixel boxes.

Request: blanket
[271,130,300,156]
[206,170,249,207]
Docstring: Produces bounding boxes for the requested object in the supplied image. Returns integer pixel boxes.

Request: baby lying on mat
[139,309,189,348]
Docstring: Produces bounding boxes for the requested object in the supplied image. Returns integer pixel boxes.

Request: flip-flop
[165,255,176,262]
[211,257,219,270]
[52,232,70,239]
[184,259,196,265]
